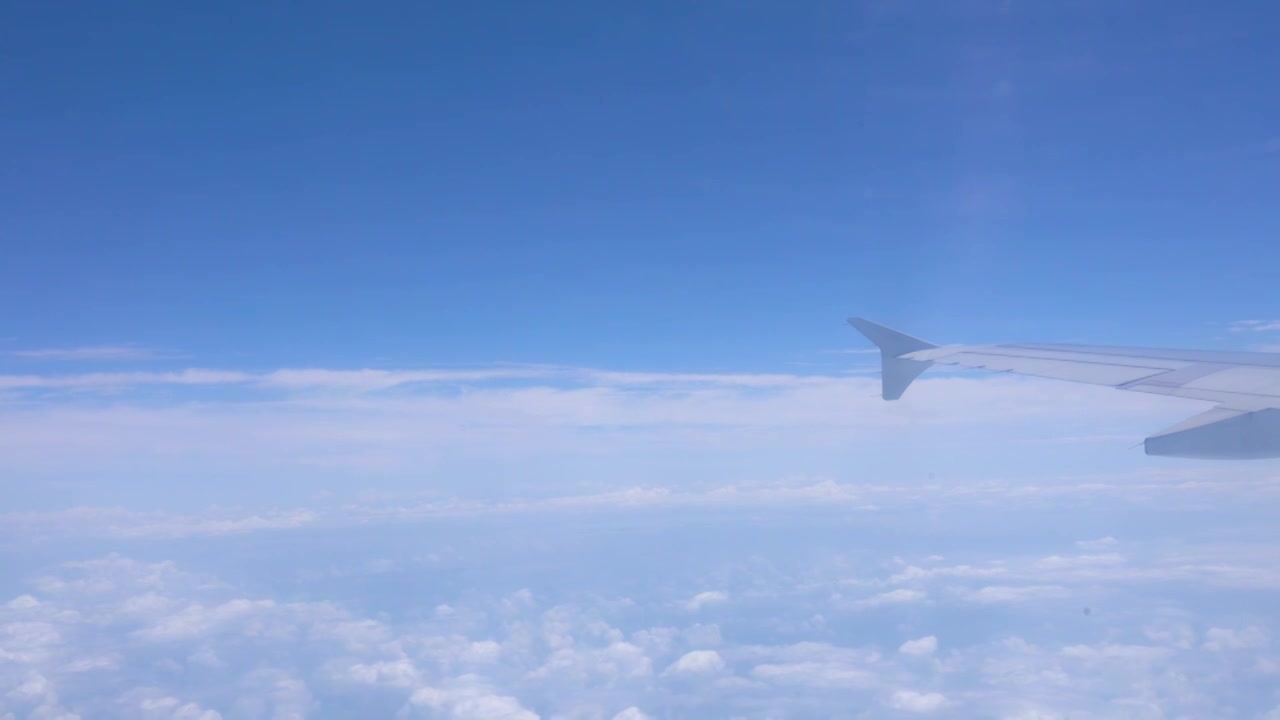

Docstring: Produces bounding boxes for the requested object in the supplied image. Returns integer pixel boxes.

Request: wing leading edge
[848,317,1280,460]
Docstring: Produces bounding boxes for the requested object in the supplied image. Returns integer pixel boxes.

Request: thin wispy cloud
[817,347,882,356]
[0,364,1202,494]
[8,345,168,361]
[0,354,1215,516]
[5,466,1279,545]
[0,364,848,393]
[1229,320,1280,333]
[0,369,251,390]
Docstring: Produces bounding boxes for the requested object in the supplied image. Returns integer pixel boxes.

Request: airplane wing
[848,317,1280,459]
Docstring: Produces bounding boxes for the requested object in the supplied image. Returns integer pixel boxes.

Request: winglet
[847,317,938,400]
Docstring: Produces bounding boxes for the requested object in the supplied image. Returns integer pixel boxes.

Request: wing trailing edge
[1145,406,1280,459]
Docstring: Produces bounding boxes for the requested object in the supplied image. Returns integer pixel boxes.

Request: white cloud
[4,518,1280,720]
[751,661,877,689]
[887,563,1005,585]
[61,655,120,672]
[133,598,282,642]
[665,650,725,675]
[1144,622,1195,650]
[611,709,653,720]
[239,669,313,720]
[0,369,250,390]
[6,596,40,611]
[887,690,949,713]
[1,482,876,542]
[0,621,62,664]
[10,468,1280,548]
[260,367,550,391]
[1032,553,1124,571]
[957,585,1068,604]
[460,640,501,664]
[131,692,224,720]
[1060,643,1170,664]
[681,623,721,647]
[2,507,318,541]
[8,346,163,361]
[1074,536,1119,551]
[527,639,653,684]
[899,636,938,657]
[337,659,421,689]
[1229,320,1280,333]
[684,591,728,612]
[1203,626,1267,652]
[186,647,224,669]
[0,356,1205,496]
[851,588,926,609]
[406,678,539,720]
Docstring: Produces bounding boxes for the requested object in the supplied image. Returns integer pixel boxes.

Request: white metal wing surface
[849,317,1280,460]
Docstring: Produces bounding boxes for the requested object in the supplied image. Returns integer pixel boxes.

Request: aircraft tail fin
[847,317,938,400]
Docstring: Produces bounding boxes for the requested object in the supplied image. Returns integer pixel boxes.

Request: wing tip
[847,316,937,400]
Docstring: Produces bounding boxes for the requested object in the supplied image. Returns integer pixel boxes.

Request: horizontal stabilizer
[847,317,939,400]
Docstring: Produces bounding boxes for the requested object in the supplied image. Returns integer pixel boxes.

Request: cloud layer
[5,513,1280,719]
[0,357,1212,513]
[4,355,1279,718]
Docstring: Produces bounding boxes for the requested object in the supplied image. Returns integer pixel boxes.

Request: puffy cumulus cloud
[405,677,539,720]
[1059,643,1171,664]
[125,690,224,720]
[133,599,287,642]
[849,588,927,609]
[610,708,653,720]
[233,668,313,720]
[335,658,422,689]
[1203,626,1268,652]
[664,650,725,675]
[941,634,1230,717]
[0,620,63,665]
[899,636,938,657]
[527,638,653,685]
[508,607,657,711]
[1032,553,1125,572]
[6,596,40,611]
[5,483,1280,719]
[886,690,950,713]
[1075,536,1119,551]
[3,670,79,720]
[956,585,1069,605]
[683,591,727,612]
[751,661,877,689]
[743,643,884,691]
[849,541,1280,603]
[0,554,568,719]
[884,563,1006,586]
[680,624,722,648]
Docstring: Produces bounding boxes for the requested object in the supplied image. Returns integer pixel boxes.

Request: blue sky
[4,0,1280,370]
[4,2,1280,719]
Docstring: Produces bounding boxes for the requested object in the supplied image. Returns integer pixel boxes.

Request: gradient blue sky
[4,0,1279,372]
[5,3,1280,719]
